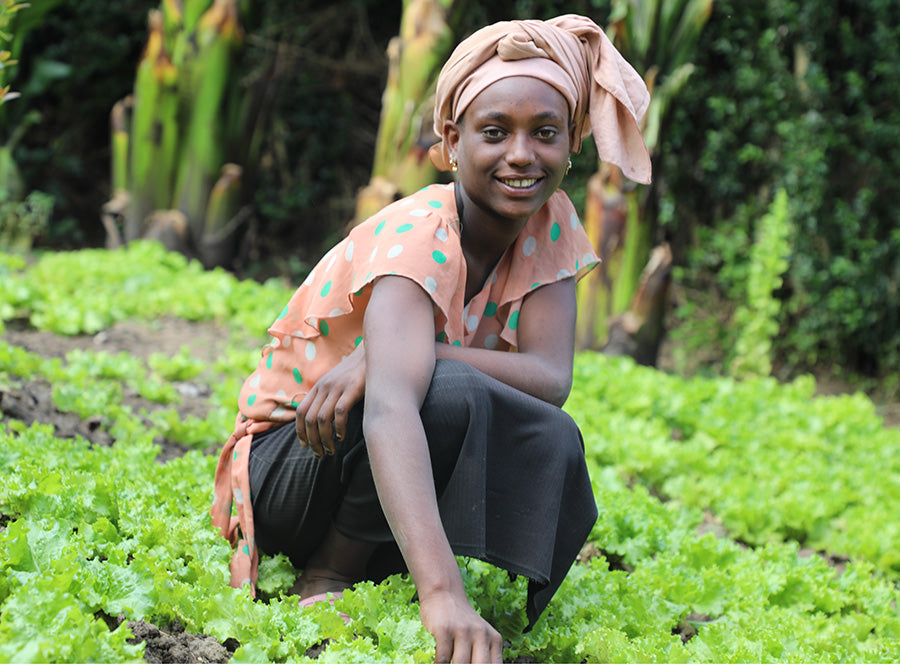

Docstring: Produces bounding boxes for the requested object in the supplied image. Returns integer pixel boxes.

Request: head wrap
[430,14,652,184]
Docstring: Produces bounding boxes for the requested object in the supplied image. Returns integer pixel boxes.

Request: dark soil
[125,618,237,664]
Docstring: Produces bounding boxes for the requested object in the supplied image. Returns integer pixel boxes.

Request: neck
[454,183,527,303]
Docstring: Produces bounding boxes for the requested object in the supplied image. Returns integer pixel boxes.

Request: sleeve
[494,190,600,348]
[270,185,466,345]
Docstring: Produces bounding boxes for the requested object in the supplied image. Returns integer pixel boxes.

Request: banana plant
[355,0,457,224]
[107,0,264,267]
[576,0,713,362]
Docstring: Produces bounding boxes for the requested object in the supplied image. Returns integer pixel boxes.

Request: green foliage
[0,188,51,251]
[728,189,791,378]
[663,0,900,380]
[2,243,900,661]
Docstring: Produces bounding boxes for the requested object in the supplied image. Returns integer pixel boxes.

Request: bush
[662,0,900,383]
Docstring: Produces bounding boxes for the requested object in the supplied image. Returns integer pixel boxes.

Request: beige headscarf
[429,14,652,184]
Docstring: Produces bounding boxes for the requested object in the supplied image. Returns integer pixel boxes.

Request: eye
[535,127,559,140]
[481,127,506,140]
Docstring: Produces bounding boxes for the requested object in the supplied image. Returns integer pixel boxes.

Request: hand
[419,590,502,664]
[295,342,365,458]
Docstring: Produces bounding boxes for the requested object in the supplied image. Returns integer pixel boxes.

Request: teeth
[503,178,537,188]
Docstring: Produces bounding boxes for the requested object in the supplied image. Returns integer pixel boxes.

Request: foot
[288,570,353,600]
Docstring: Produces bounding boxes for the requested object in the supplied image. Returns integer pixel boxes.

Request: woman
[212,13,651,663]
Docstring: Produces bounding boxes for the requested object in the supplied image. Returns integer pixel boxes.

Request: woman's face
[444,76,573,227]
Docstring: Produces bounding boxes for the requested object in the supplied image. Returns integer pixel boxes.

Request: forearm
[434,342,571,406]
[363,405,464,598]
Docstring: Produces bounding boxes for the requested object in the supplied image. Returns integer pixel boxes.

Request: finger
[315,395,338,455]
[449,632,471,664]
[295,388,317,445]
[303,393,329,459]
[489,630,502,664]
[433,629,453,664]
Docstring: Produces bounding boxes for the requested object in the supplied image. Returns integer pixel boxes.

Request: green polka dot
[266,353,273,370]
[509,310,520,330]
[483,302,498,317]
[432,250,447,264]
[436,331,447,342]
[248,394,257,406]
[428,200,442,208]
[550,222,561,241]
[293,367,303,383]
[531,282,541,289]
[375,220,386,235]
[354,287,364,296]
[242,545,250,556]
[277,305,289,320]
[396,223,414,233]
[320,281,332,297]
[354,336,363,347]
[289,401,300,408]
[233,450,238,460]
[320,320,329,336]
[452,340,462,346]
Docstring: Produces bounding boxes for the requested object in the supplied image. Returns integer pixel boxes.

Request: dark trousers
[248,359,597,627]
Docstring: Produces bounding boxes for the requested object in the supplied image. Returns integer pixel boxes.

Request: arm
[363,275,502,664]
[436,276,577,406]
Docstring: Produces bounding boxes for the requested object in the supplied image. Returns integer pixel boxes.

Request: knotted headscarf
[429,14,652,184]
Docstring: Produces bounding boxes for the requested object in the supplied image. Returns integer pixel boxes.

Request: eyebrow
[478,110,567,124]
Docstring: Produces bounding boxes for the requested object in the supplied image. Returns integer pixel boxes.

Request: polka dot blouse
[238,183,599,422]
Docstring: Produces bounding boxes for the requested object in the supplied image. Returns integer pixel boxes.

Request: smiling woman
[211,14,651,664]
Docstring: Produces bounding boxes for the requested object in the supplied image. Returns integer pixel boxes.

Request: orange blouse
[212,183,599,591]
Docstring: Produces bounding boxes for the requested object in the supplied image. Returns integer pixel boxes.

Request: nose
[505,132,535,167]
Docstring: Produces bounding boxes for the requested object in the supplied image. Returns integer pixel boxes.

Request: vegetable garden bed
[1,243,898,662]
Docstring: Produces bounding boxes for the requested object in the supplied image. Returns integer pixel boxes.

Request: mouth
[498,176,542,190]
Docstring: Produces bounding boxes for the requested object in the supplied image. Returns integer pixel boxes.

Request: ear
[568,121,578,152]
[442,119,461,157]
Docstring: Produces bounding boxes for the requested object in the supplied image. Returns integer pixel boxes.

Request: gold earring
[566,157,572,175]
[449,155,458,172]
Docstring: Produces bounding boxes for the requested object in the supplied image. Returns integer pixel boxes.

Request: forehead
[463,76,570,122]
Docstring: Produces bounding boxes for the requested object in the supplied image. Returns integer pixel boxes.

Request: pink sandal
[298,591,351,624]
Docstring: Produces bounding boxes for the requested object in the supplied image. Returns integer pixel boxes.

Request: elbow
[544,370,573,408]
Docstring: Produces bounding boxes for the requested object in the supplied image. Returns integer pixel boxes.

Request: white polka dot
[583,252,596,265]
[327,253,337,272]
[398,198,413,207]
[387,244,404,258]
[248,373,261,388]
[410,209,428,217]
[369,246,378,263]
[570,212,579,229]
[329,308,344,317]
[434,228,448,242]
[270,338,281,348]
[467,315,478,331]
[271,406,289,419]
[344,240,355,261]
[303,269,316,286]
[523,236,537,256]
[305,341,317,361]
[484,334,499,349]
[557,268,572,279]
[491,272,498,283]
[282,335,292,348]
[275,390,288,400]
[233,488,244,505]
[424,276,437,293]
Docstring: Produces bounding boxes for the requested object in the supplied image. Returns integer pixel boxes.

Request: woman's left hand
[295,342,365,458]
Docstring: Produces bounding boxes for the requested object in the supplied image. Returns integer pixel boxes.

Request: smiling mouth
[499,177,540,189]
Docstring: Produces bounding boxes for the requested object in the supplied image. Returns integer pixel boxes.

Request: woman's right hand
[419,590,502,664]
[295,342,365,457]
